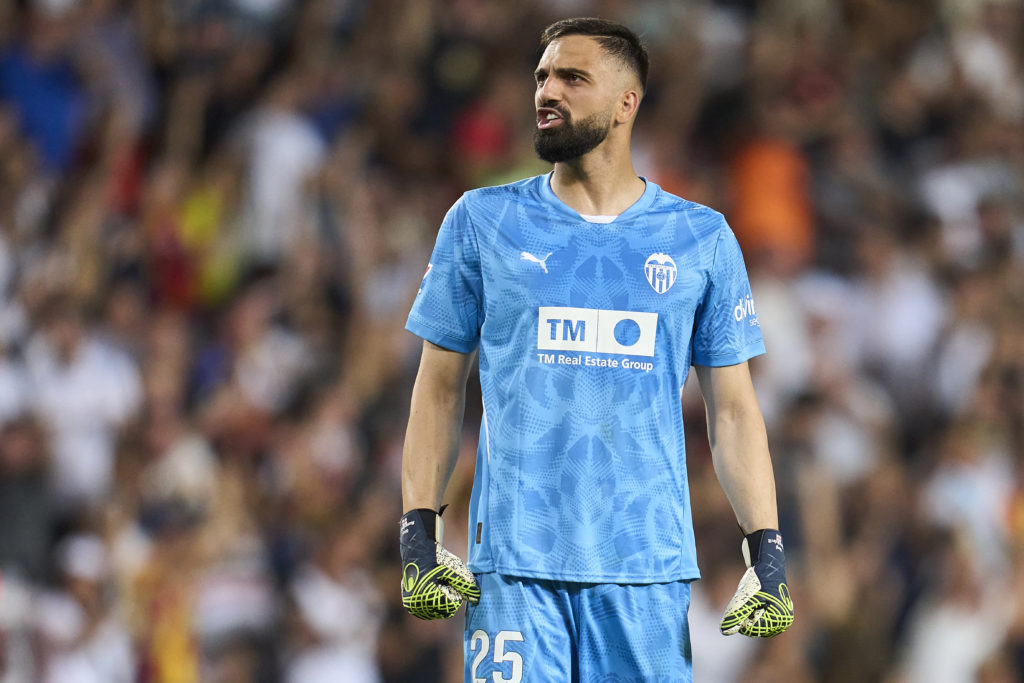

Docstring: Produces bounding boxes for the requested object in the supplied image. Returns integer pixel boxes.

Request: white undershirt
[579,214,619,224]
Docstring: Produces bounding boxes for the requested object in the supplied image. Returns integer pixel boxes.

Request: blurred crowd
[0,0,1022,681]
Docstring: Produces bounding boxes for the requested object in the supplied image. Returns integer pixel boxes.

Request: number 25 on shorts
[469,629,525,683]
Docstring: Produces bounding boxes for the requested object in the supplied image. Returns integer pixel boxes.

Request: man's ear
[615,89,641,125]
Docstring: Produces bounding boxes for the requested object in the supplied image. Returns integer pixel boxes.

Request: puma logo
[521,251,553,274]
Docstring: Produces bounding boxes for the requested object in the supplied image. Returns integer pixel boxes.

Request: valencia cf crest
[644,253,677,294]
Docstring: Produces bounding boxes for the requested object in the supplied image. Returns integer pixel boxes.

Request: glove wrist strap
[401,507,445,543]
[743,528,784,567]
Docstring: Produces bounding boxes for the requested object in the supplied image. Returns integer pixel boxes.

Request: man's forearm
[696,363,779,533]
[402,386,465,511]
[708,408,778,534]
[399,343,480,620]
[402,342,475,511]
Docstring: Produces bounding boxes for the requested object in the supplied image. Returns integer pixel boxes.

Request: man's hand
[400,507,480,619]
[720,529,794,637]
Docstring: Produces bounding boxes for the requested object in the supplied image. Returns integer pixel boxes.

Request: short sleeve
[405,196,484,352]
[691,223,766,366]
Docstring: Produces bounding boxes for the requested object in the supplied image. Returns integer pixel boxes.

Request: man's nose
[537,78,561,105]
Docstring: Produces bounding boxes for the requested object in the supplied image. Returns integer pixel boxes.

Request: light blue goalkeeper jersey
[406,173,764,584]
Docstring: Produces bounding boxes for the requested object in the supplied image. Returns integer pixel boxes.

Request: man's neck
[549,151,645,217]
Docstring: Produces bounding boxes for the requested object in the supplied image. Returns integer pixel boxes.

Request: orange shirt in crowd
[728,137,815,269]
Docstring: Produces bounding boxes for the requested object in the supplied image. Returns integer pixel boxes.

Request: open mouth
[537,107,565,129]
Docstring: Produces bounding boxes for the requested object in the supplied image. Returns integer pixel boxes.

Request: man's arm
[694,362,777,534]
[398,340,480,620]
[695,361,794,638]
[402,340,476,511]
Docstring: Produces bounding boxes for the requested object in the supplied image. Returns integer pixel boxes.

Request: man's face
[533,35,625,163]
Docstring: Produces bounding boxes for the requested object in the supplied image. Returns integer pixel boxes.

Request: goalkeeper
[400,16,793,682]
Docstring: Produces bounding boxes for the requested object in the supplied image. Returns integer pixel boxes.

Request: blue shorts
[464,573,693,683]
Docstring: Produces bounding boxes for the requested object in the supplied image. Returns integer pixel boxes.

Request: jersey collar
[538,171,659,224]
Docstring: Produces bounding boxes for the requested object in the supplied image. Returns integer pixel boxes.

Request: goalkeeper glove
[720,528,794,638]
[399,507,480,619]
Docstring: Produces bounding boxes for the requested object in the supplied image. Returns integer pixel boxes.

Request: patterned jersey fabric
[407,173,764,583]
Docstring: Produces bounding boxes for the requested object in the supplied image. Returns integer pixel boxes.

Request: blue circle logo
[613,318,641,347]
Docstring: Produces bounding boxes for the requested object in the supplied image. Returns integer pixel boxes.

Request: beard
[534,110,610,163]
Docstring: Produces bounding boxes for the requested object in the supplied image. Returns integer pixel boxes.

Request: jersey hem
[405,317,479,353]
[691,340,766,367]
[468,563,702,585]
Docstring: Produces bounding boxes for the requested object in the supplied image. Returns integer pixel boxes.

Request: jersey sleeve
[691,223,766,366]
[405,195,483,353]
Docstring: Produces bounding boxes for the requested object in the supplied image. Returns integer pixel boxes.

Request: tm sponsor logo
[537,306,658,357]
[536,353,654,372]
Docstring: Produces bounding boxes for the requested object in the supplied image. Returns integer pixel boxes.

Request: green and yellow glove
[720,529,794,638]
[400,507,480,619]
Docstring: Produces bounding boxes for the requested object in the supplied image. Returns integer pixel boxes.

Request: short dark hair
[540,17,649,92]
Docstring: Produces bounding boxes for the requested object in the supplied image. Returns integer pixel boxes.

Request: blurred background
[0,0,1021,680]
